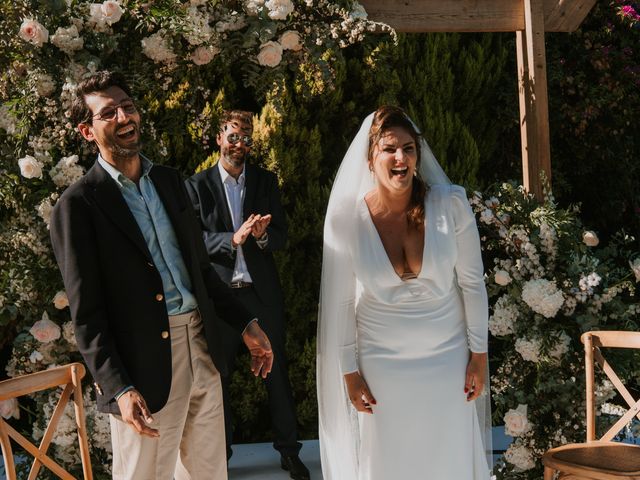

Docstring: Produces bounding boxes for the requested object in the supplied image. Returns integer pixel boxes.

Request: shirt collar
[98,154,153,187]
[217,160,245,186]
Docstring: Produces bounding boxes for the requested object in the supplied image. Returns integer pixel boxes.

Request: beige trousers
[110,310,227,480]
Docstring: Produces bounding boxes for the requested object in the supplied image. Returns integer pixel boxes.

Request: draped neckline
[360,197,428,282]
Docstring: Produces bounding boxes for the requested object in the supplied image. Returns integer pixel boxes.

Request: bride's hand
[465,352,487,402]
[344,371,376,414]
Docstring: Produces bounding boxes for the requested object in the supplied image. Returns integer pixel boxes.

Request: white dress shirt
[218,161,254,283]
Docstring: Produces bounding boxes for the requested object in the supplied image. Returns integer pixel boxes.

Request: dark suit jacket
[50,160,254,414]
[184,163,287,308]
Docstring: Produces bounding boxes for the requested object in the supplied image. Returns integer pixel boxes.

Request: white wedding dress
[338,185,490,480]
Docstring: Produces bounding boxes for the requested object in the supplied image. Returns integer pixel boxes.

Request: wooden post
[517,0,552,200]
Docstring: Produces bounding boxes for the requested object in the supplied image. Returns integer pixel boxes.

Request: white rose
[191,45,220,65]
[515,337,541,363]
[62,321,77,346]
[265,0,294,20]
[100,1,124,24]
[549,331,572,360]
[630,257,640,282]
[34,73,56,97]
[279,30,302,51]
[19,19,49,47]
[0,104,17,135]
[50,154,85,187]
[29,350,44,363]
[141,31,177,64]
[504,404,531,437]
[582,230,599,247]
[488,295,518,337]
[256,41,283,67]
[30,312,62,343]
[245,0,265,16]
[36,197,54,227]
[494,269,511,286]
[0,398,20,420]
[521,278,564,318]
[18,155,43,179]
[50,25,84,54]
[504,444,536,471]
[53,291,69,309]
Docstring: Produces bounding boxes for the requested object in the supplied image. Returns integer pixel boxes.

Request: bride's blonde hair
[367,105,428,229]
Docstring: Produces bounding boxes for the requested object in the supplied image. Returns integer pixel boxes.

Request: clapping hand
[344,371,376,414]
[232,214,258,247]
[251,214,271,239]
[116,389,159,437]
[241,321,274,378]
[464,351,487,401]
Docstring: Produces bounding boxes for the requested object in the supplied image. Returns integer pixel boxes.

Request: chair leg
[543,466,555,480]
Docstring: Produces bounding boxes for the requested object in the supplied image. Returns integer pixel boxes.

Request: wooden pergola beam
[360,0,596,32]
[517,0,552,200]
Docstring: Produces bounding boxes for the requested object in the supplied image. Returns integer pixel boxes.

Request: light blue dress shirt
[98,155,198,316]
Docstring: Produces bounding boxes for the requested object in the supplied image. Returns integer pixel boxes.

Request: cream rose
[504,404,531,436]
[0,398,19,420]
[582,230,599,247]
[494,269,511,286]
[19,19,49,47]
[504,443,535,471]
[191,45,220,65]
[35,73,56,97]
[18,155,43,179]
[279,30,302,51]
[53,291,69,309]
[256,41,283,67]
[29,312,62,343]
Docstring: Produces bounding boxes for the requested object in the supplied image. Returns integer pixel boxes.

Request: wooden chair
[542,331,640,479]
[0,363,93,480]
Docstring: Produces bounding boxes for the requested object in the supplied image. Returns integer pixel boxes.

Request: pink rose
[191,45,220,65]
[19,19,49,47]
[29,312,61,343]
[101,1,124,25]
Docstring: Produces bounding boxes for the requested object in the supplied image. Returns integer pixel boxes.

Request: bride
[317,106,491,479]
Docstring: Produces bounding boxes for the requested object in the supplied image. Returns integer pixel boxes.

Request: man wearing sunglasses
[185,111,309,480]
[49,72,274,480]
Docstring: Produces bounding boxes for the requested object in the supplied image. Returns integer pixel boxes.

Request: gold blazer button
[155,293,164,301]
[161,331,169,339]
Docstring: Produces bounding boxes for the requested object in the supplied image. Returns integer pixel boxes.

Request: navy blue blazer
[50,160,254,414]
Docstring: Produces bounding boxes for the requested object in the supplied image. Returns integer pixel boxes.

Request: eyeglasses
[92,100,137,122]
[226,133,253,147]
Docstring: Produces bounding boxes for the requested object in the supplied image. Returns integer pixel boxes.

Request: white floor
[229,440,322,480]
[1,429,510,479]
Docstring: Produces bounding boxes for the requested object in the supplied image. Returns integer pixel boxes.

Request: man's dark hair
[70,71,133,126]
[218,110,253,131]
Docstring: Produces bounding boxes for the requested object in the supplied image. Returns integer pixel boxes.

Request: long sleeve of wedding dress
[450,185,489,353]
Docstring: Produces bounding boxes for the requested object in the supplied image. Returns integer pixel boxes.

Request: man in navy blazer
[50,72,273,480]
[185,110,309,480]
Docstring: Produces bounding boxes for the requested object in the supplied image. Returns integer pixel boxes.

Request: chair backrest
[0,362,93,480]
[581,331,640,443]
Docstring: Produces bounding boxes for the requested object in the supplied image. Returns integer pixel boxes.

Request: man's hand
[232,214,258,247]
[116,389,159,437]
[251,214,271,239]
[241,321,273,379]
